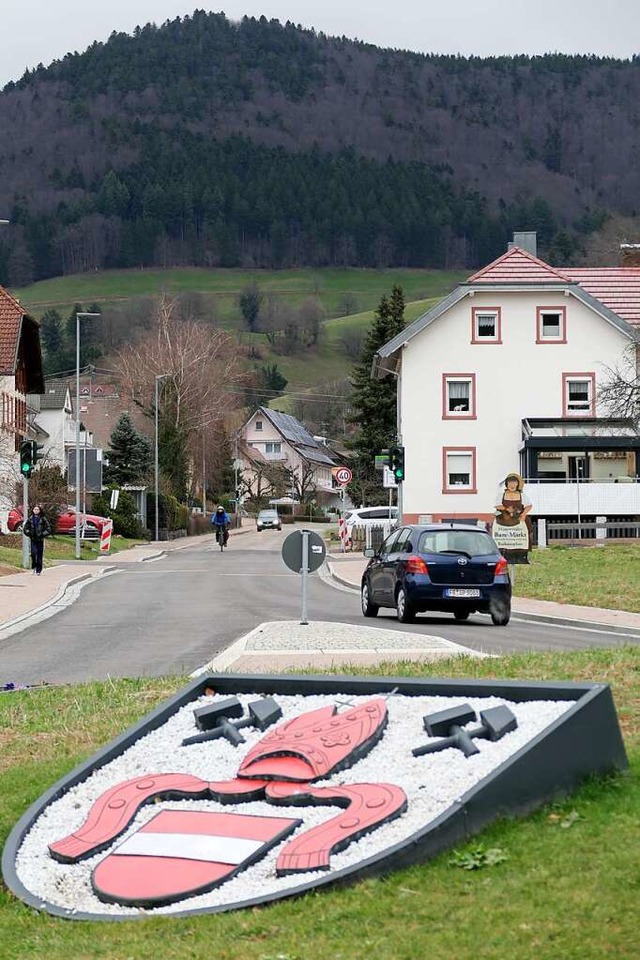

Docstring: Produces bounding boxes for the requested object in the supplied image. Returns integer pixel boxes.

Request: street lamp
[75,312,100,559]
[154,374,170,542]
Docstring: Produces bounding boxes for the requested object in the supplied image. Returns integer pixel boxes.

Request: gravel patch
[15,688,572,918]
[200,620,488,672]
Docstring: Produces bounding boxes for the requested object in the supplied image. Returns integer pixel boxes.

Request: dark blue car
[361,522,512,626]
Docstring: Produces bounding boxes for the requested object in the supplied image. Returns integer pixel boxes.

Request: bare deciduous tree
[598,340,640,426]
[116,294,245,437]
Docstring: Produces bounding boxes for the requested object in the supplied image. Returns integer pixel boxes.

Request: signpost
[281,530,327,625]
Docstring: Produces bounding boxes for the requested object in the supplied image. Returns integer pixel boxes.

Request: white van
[344,506,399,539]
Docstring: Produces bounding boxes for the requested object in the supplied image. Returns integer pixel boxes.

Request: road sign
[334,466,353,485]
[281,530,327,573]
[383,466,398,489]
[282,529,327,625]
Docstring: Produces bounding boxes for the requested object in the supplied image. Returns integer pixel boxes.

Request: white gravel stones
[202,620,488,672]
[15,689,572,917]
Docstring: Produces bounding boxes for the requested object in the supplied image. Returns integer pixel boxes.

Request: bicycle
[215,525,229,552]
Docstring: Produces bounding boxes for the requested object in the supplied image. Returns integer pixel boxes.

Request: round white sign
[335,467,353,485]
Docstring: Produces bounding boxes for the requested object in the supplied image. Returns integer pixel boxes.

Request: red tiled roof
[466,248,640,327]
[0,285,25,373]
[563,267,640,325]
[468,246,572,284]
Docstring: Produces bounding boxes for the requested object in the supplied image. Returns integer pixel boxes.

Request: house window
[442,374,476,419]
[563,373,595,416]
[255,420,263,431]
[536,306,567,343]
[471,307,502,343]
[442,447,477,493]
[265,442,281,454]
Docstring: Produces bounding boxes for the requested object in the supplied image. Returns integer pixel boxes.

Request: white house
[238,407,338,504]
[373,234,640,525]
[0,286,44,512]
[29,380,75,470]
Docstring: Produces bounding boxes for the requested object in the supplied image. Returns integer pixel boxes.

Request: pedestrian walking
[23,504,52,575]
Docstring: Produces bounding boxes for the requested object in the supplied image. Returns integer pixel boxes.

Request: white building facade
[374,238,640,524]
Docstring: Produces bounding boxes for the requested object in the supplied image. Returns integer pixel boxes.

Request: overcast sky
[2,1,639,87]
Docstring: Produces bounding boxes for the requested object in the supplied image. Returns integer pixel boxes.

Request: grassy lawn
[515,544,640,613]
[1,647,638,959]
[13,267,467,321]
[0,535,145,572]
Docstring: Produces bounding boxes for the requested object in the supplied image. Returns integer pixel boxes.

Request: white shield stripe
[112,832,264,864]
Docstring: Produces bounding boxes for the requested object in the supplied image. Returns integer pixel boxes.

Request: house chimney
[620,243,640,267]
[508,232,537,257]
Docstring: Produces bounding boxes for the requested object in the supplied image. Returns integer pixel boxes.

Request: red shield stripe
[92,810,300,907]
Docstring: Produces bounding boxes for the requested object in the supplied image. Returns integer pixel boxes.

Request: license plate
[444,588,481,598]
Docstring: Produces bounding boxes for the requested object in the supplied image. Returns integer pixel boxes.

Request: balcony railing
[524,479,640,516]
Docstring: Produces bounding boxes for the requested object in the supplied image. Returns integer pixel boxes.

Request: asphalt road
[1,531,638,686]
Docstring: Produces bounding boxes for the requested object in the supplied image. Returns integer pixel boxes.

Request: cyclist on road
[211,505,231,546]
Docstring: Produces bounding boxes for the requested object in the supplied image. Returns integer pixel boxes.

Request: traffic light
[390,445,405,483]
[19,440,33,478]
[32,440,44,466]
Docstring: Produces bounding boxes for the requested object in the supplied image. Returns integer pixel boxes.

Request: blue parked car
[361,523,512,626]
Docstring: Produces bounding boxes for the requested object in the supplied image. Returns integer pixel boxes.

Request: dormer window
[537,307,566,343]
[471,307,502,344]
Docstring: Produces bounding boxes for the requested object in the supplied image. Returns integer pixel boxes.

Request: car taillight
[495,556,508,576]
[405,555,428,575]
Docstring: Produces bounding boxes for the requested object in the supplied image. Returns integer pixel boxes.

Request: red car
[54,507,110,538]
[6,507,24,532]
[5,506,109,538]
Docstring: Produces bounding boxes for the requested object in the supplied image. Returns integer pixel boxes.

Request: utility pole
[202,430,206,516]
[154,374,170,541]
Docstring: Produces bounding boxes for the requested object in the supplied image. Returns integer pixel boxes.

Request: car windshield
[418,530,495,558]
[259,511,278,519]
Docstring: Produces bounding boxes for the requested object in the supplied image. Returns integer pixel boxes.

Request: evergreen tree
[239,283,263,331]
[158,390,190,502]
[260,362,288,395]
[40,309,63,355]
[347,285,405,500]
[105,413,153,485]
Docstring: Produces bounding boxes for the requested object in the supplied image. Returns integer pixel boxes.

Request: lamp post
[154,374,170,542]
[75,312,100,559]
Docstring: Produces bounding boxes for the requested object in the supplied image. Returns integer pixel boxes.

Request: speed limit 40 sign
[334,466,353,485]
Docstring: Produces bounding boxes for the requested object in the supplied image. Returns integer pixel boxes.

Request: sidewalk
[326,552,640,633]
[0,532,219,630]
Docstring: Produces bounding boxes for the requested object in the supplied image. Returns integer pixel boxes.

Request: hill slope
[1,12,639,284]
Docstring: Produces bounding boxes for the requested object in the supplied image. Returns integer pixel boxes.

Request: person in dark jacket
[23,504,52,575]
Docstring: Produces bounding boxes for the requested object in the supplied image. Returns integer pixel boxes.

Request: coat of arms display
[2,673,627,920]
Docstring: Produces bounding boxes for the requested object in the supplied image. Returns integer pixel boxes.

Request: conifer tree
[347,285,405,501]
[105,413,153,485]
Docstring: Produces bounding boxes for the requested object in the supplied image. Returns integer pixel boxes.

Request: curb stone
[0,572,95,634]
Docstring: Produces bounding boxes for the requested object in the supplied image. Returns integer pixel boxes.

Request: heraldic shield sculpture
[2,673,627,920]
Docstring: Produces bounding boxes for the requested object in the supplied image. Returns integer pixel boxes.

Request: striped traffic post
[100,519,113,555]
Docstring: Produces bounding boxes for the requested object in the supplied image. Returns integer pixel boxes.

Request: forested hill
[1,10,639,285]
